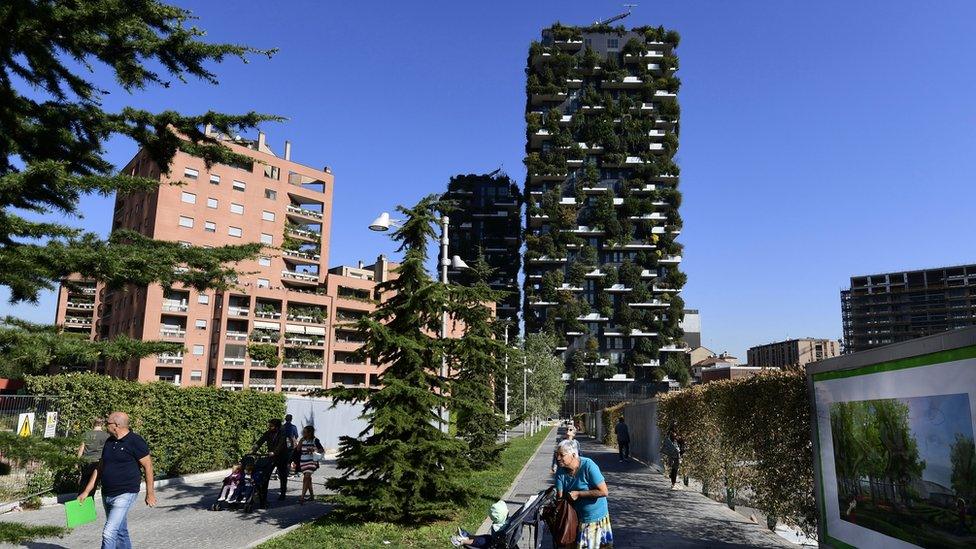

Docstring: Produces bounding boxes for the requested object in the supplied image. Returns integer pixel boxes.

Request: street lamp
[523,357,532,437]
[369,210,467,433]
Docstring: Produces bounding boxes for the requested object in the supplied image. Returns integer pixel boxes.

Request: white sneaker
[450,535,464,547]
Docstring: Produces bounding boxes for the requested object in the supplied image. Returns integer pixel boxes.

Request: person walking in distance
[77,417,110,490]
[663,423,683,490]
[283,413,300,476]
[77,412,156,549]
[614,416,631,462]
[251,418,290,506]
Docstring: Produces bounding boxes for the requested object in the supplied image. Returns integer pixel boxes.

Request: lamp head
[451,256,469,269]
[369,212,391,232]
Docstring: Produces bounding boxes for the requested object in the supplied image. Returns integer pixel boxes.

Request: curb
[476,426,555,535]
[245,520,308,548]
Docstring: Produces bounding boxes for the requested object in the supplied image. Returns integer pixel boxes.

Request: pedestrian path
[0,464,337,548]
[581,435,793,548]
[505,428,795,548]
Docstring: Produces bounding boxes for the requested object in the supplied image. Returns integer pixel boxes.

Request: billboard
[809,329,976,548]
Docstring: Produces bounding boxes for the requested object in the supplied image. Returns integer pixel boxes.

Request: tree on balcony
[321,195,470,522]
[246,343,279,368]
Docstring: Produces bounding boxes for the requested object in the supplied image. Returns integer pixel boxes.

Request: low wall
[285,396,366,452]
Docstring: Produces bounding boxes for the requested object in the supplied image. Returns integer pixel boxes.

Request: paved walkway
[505,429,795,548]
[0,463,337,548]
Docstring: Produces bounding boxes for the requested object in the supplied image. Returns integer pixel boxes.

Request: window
[178,216,194,228]
[228,226,242,238]
[190,370,203,381]
[260,233,273,245]
[264,165,280,180]
[209,174,220,185]
[265,189,277,200]
[181,191,196,204]
[257,278,270,288]
[207,197,218,209]
[584,38,592,47]
[183,167,199,179]
[608,38,619,49]
[204,221,216,233]
[192,345,204,356]
[197,294,210,304]
[258,257,272,267]
[195,319,207,329]
[232,180,246,192]
[230,203,244,215]
[261,210,275,222]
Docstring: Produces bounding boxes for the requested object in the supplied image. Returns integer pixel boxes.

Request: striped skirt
[577,514,613,548]
[299,459,319,474]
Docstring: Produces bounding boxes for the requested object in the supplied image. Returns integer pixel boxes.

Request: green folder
[64,496,97,528]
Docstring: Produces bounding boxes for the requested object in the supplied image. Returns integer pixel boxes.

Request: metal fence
[0,395,72,504]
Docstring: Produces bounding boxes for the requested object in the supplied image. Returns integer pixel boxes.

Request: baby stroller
[211,454,268,513]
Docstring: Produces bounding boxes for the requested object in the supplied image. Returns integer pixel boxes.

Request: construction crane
[595,4,637,26]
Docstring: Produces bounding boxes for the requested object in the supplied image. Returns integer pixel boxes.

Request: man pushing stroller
[251,418,291,507]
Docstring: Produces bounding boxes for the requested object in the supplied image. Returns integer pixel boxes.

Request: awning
[285,324,306,334]
[305,326,326,336]
[253,320,280,330]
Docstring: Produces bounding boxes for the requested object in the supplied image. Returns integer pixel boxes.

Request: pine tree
[447,248,509,467]
[0,0,276,302]
[0,0,276,367]
[325,195,471,522]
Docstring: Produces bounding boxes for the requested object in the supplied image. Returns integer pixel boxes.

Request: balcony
[566,226,605,236]
[281,270,320,284]
[161,301,188,313]
[660,255,682,264]
[554,38,583,50]
[577,313,609,322]
[159,327,186,339]
[64,317,93,327]
[249,330,280,343]
[228,306,249,317]
[157,353,184,365]
[248,379,276,390]
[603,75,644,89]
[286,227,321,242]
[254,308,282,319]
[628,212,667,222]
[529,129,551,148]
[224,330,247,341]
[529,90,567,106]
[223,357,246,367]
[80,287,97,295]
[282,249,320,264]
[286,204,324,221]
[629,300,668,308]
[282,360,325,370]
[526,255,568,265]
[66,301,95,310]
[220,381,244,390]
[284,336,325,347]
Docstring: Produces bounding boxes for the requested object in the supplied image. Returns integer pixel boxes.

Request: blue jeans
[102,492,138,549]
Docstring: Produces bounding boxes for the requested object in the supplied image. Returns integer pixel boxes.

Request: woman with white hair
[554,439,612,548]
[551,425,580,473]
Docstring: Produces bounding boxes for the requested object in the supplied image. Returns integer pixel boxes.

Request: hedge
[25,373,285,478]
[657,370,817,535]
[600,403,626,447]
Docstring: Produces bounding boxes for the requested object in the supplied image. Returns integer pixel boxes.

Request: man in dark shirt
[615,416,631,462]
[77,418,110,490]
[78,412,155,549]
[251,418,289,506]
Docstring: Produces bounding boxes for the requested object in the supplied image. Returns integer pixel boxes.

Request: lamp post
[369,211,467,433]
[503,324,509,443]
[523,357,532,437]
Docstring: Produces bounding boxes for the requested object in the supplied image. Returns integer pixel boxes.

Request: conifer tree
[0,0,276,368]
[447,248,509,467]
[325,195,471,522]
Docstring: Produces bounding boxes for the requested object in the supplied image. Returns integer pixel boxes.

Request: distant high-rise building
[841,263,976,353]
[523,22,685,379]
[747,338,839,369]
[442,172,522,336]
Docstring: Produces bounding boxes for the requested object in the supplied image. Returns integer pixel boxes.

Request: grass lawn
[260,427,553,548]
[0,522,67,543]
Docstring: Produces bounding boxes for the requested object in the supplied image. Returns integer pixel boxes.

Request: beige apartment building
[746,338,839,370]
[55,130,349,391]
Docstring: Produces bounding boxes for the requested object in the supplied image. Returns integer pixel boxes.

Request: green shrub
[25,373,285,477]
[601,403,626,447]
[658,371,816,534]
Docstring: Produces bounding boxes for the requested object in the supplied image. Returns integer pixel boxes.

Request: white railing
[286,227,320,239]
[223,357,245,366]
[282,249,321,261]
[162,301,188,312]
[66,301,95,309]
[225,331,248,341]
[287,204,323,220]
[159,328,186,338]
[254,310,281,319]
[228,306,249,316]
[221,382,244,389]
[65,317,93,325]
[157,353,184,364]
[283,360,324,370]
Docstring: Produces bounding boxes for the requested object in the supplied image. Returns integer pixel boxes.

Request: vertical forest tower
[523,23,686,380]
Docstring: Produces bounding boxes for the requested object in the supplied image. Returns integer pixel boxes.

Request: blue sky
[3,0,976,358]
[906,394,974,488]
